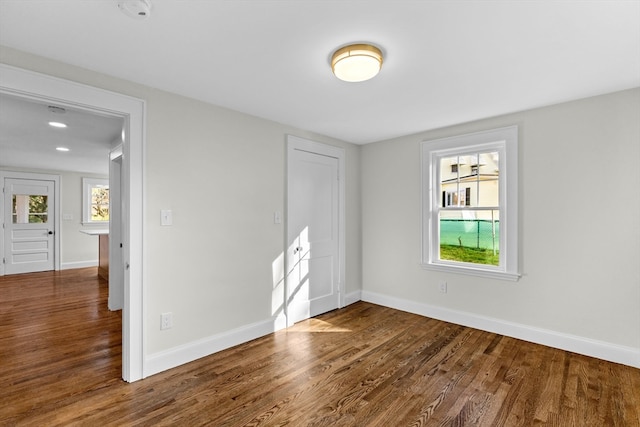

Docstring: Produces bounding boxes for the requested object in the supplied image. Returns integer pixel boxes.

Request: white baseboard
[144,315,286,378]
[145,295,361,378]
[144,289,639,378]
[60,260,98,270]
[361,290,640,369]
[108,297,123,311]
[344,290,362,306]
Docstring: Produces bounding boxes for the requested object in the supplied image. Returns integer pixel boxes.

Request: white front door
[3,178,55,274]
[287,146,340,325]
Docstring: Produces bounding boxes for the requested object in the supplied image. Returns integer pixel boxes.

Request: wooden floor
[1,269,639,426]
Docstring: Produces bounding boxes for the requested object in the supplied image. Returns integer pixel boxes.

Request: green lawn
[440,244,499,266]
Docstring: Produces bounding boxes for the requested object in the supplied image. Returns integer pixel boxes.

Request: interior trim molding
[146,293,362,377]
[344,290,362,306]
[144,317,284,378]
[361,290,640,369]
[61,260,98,270]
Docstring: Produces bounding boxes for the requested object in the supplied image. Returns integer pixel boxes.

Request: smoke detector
[47,105,66,114]
[118,0,151,20]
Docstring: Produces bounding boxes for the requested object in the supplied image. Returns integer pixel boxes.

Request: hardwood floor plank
[2,269,639,426]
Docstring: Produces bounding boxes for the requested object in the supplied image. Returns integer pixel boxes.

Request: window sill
[421,262,520,282]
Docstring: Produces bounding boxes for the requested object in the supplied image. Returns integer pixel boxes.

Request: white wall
[142,90,361,352]
[3,44,637,371]
[60,171,108,268]
[362,88,640,365]
[0,47,362,369]
[0,167,106,268]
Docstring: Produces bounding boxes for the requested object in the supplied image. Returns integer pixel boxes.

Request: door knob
[48,231,53,235]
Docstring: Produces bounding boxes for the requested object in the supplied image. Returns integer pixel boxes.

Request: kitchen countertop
[79,229,109,235]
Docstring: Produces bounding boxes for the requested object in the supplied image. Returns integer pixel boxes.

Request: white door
[3,178,55,274]
[287,147,340,325]
[108,150,124,311]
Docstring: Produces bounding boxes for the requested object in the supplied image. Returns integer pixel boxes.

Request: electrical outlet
[439,281,447,293]
[160,312,173,330]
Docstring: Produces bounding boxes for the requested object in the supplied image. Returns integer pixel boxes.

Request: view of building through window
[439,152,499,265]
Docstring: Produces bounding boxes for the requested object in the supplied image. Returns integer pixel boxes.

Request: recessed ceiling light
[56,147,70,152]
[49,121,67,128]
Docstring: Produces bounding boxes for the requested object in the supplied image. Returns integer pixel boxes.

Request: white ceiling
[0,1,638,163]
[0,93,122,175]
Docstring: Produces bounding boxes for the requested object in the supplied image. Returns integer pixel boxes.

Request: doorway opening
[0,63,144,382]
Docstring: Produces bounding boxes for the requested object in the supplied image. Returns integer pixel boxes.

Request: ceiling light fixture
[49,121,67,128]
[56,147,70,152]
[331,43,383,83]
[118,0,151,19]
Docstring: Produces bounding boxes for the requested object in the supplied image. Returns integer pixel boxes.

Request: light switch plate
[161,209,173,226]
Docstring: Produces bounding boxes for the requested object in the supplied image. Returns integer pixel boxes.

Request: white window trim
[82,177,109,225]
[421,125,520,281]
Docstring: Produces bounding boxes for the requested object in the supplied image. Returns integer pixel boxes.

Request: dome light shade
[331,44,383,82]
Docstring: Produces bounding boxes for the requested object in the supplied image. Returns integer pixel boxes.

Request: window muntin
[82,178,109,224]
[422,126,519,280]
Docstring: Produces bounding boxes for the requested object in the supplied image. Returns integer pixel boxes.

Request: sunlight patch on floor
[289,318,351,333]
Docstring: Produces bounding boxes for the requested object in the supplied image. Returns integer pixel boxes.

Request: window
[82,177,109,224]
[443,187,470,207]
[12,194,48,223]
[421,126,519,280]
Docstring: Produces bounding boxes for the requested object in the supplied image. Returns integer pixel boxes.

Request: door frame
[0,171,61,275]
[108,145,124,311]
[0,63,145,382]
[285,135,346,325]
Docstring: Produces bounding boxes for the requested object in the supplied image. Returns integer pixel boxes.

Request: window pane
[476,151,499,207]
[439,209,499,265]
[12,194,48,224]
[441,152,499,208]
[91,187,109,221]
[440,156,459,207]
[440,156,461,181]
